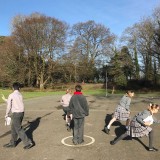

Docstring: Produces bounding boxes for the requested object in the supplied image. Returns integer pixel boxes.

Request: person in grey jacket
[105,90,134,134]
[110,103,160,152]
[68,84,89,145]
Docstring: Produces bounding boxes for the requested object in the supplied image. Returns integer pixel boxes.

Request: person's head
[66,88,72,94]
[75,85,82,92]
[126,90,134,98]
[148,103,159,114]
[12,82,20,90]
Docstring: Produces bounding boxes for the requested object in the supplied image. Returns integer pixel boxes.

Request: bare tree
[152,6,160,66]
[0,36,27,85]
[70,20,116,82]
[121,18,155,81]
[11,13,68,89]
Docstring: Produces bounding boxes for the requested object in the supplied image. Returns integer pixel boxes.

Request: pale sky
[1,0,160,36]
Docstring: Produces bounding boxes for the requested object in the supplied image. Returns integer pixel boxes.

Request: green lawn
[0,89,62,104]
[0,88,109,104]
[0,88,160,104]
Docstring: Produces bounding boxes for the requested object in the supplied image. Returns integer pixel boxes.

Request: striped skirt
[126,119,152,137]
[113,106,130,121]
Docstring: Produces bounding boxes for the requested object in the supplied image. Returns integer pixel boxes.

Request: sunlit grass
[0,88,160,104]
[0,88,112,104]
[0,89,64,104]
[83,89,107,96]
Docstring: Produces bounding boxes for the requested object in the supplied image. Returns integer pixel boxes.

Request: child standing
[68,85,89,145]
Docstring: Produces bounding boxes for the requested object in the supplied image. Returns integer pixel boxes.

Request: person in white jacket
[61,88,72,130]
[3,82,33,149]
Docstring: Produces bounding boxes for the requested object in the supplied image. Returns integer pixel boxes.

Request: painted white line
[61,135,95,147]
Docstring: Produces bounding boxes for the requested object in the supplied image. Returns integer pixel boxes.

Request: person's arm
[70,114,73,120]
[60,96,64,106]
[5,95,12,118]
[68,97,73,115]
[83,97,89,116]
[136,111,149,126]
[125,97,131,111]
[1,94,7,102]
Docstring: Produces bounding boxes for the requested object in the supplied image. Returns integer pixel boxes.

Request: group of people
[2,83,89,148]
[1,83,160,151]
[104,90,160,152]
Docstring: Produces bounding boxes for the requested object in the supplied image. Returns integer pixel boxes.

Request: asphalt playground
[0,94,160,160]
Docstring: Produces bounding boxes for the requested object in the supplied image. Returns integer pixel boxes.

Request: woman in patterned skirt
[110,103,160,152]
[105,90,134,134]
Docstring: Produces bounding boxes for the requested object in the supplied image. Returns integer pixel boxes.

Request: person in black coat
[68,85,89,145]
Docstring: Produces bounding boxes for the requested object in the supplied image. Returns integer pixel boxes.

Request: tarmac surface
[0,94,160,160]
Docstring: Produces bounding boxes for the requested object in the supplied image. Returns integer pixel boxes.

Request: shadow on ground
[102,113,122,133]
[110,125,149,151]
[0,112,53,147]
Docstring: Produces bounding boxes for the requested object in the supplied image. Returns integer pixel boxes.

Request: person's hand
[70,114,73,120]
[5,115,8,120]
[1,94,7,102]
[144,122,151,126]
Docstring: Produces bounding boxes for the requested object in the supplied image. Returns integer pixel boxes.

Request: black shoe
[105,128,110,134]
[67,127,71,132]
[3,143,16,148]
[73,142,78,145]
[148,147,158,152]
[23,142,34,149]
[78,140,84,144]
[110,140,116,145]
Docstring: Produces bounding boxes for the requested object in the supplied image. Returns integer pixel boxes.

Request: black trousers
[10,112,31,146]
[73,118,85,144]
[113,130,154,148]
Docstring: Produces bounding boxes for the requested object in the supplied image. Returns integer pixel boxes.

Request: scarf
[74,91,82,95]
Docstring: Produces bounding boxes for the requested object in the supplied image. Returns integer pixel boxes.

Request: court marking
[61,135,95,147]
